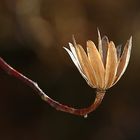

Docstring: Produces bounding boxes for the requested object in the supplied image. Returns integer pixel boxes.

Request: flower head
[64,30,132,91]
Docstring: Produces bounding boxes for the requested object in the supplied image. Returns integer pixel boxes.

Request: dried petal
[97,29,103,59]
[102,36,109,66]
[113,36,132,85]
[64,46,88,82]
[72,35,77,46]
[76,44,97,87]
[116,44,122,60]
[87,40,105,89]
[105,41,118,88]
[69,43,78,59]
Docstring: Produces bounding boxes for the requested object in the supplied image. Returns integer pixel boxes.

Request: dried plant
[64,30,132,114]
[0,30,132,117]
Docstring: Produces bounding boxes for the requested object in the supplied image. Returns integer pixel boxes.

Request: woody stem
[0,57,105,117]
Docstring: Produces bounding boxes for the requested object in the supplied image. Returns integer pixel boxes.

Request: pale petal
[69,43,80,64]
[116,44,122,60]
[87,40,105,89]
[102,36,109,48]
[63,47,88,81]
[69,43,89,81]
[97,28,103,59]
[76,44,97,87]
[72,35,77,46]
[102,36,109,66]
[113,36,132,85]
[64,47,80,69]
[105,41,118,88]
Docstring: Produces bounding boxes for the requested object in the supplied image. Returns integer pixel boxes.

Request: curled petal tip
[63,46,67,50]
[72,35,77,46]
[97,28,102,43]
[97,28,100,35]
[129,36,132,45]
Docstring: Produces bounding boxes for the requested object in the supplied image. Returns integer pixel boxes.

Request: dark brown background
[0,0,139,140]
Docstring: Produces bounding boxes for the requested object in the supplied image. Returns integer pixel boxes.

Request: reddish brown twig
[0,57,105,117]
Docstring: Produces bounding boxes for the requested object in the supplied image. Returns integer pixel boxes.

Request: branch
[0,57,105,117]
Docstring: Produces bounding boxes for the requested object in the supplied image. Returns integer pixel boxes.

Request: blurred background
[0,0,139,139]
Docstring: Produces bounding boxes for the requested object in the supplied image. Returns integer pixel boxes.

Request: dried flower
[0,30,132,117]
[64,30,132,93]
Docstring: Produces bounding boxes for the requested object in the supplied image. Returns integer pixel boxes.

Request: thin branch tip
[0,57,104,117]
